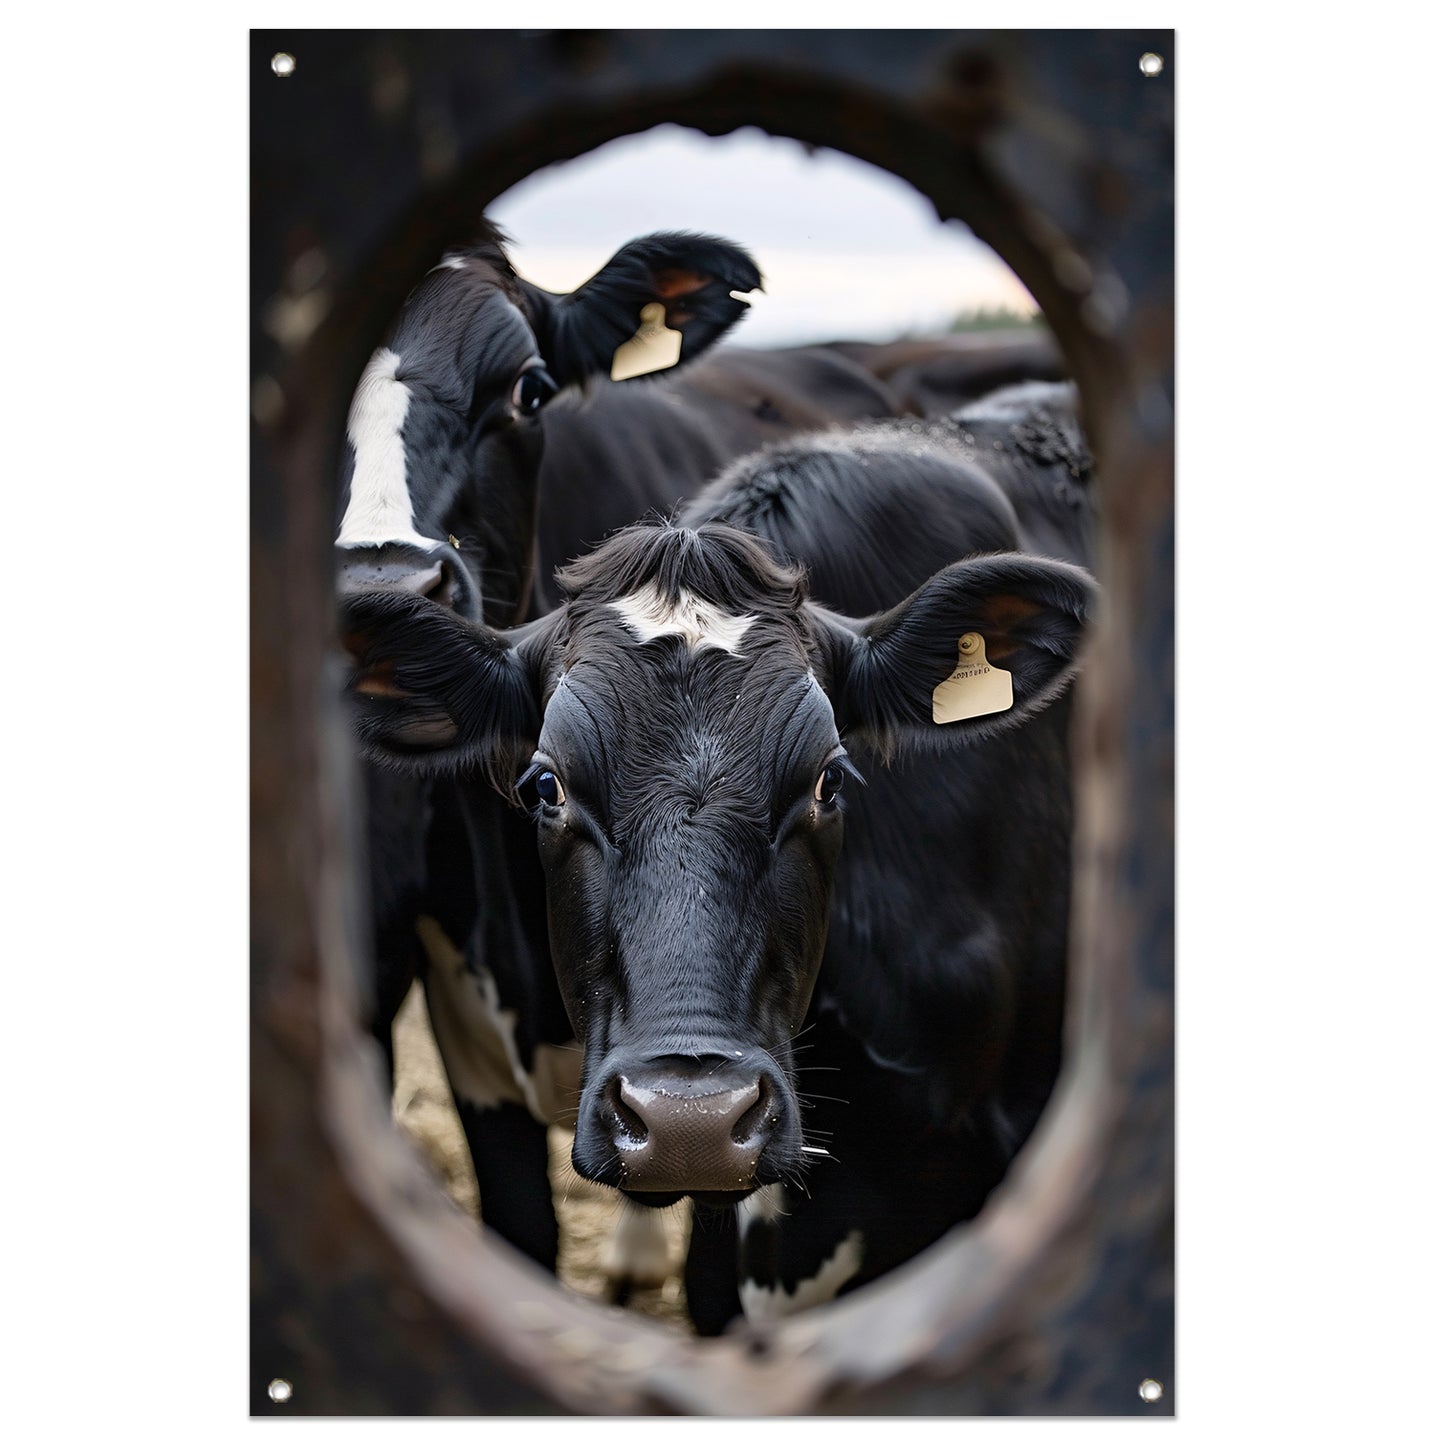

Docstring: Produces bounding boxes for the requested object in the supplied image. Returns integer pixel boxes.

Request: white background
[5,5,1441,1442]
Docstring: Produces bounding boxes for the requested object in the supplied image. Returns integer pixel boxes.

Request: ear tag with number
[932,632,1013,724]
[610,302,683,381]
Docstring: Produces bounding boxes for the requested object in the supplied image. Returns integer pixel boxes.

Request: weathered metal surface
[251,27,1173,1415]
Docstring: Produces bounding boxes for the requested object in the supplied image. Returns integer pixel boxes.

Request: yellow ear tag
[932,632,1014,724]
[610,302,683,381]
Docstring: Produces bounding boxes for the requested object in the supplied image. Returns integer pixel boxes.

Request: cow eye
[815,761,847,806]
[517,763,566,811]
[511,365,558,415]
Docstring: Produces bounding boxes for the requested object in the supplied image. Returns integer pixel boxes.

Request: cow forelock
[555,523,806,621]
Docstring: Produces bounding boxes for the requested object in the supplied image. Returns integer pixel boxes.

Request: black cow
[531,343,901,611]
[341,419,1095,1329]
[945,381,1095,569]
[821,330,1066,418]
[334,224,904,1282]
[676,416,1093,1324]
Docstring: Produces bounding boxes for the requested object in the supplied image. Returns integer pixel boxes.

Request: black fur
[682,414,1094,1323]
[521,232,762,389]
[334,224,905,1286]
[344,466,1094,1326]
[948,381,1095,569]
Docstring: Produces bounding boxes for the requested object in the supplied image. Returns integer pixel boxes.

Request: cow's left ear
[812,553,1097,755]
[522,233,762,388]
[339,591,554,785]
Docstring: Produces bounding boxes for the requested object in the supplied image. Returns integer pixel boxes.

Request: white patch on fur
[432,255,469,272]
[610,583,756,654]
[739,1229,865,1322]
[336,347,435,551]
[737,1182,787,1232]
[415,916,581,1124]
[599,1201,676,1291]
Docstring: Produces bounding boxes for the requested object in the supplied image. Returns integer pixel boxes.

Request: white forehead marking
[336,347,436,551]
[610,582,756,655]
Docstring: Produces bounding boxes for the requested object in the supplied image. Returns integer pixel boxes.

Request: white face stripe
[610,583,757,655]
[336,347,437,551]
[738,1228,865,1322]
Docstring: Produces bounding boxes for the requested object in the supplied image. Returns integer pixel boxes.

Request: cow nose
[336,549,459,610]
[601,1056,779,1194]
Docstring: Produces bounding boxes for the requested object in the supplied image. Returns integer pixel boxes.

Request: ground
[390,982,692,1327]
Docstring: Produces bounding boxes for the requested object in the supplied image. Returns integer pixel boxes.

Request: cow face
[335,227,761,628]
[342,524,1094,1204]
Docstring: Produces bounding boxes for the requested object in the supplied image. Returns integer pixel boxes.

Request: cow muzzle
[335,542,473,616]
[585,1052,791,1198]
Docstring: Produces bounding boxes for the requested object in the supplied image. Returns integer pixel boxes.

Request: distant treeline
[948,306,1043,333]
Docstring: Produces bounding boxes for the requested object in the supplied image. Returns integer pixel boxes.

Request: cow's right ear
[339,591,548,778]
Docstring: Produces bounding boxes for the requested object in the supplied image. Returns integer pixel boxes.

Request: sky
[488,124,1038,347]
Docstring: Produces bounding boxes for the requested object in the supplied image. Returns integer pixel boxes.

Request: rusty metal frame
[250,28,1174,1415]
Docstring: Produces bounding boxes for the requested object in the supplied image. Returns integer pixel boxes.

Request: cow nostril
[422,560,456,609]
[732,1075,775,1145]
[606,1076,649,1146]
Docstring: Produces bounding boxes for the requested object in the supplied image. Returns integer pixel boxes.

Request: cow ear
[338,591,548,781]
[524,232,762,388]
[813,554,1096,755]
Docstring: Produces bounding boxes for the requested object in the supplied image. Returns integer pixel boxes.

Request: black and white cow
[340,419,1095,1329]
[336,222,761,1273]
[336,224,763,624]
[334,223,905,1283]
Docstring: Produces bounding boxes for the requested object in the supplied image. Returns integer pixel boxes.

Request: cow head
[342,524,1094,1204]
[335,225,761,627]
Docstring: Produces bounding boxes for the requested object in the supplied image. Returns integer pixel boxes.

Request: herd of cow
[333,222,1097,1335]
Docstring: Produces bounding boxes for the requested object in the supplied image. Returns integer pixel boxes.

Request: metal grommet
[272,52,296,78]
[1139,52,1164,78]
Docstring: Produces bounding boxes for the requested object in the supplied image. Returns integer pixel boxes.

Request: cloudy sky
[488,124,1037,347]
